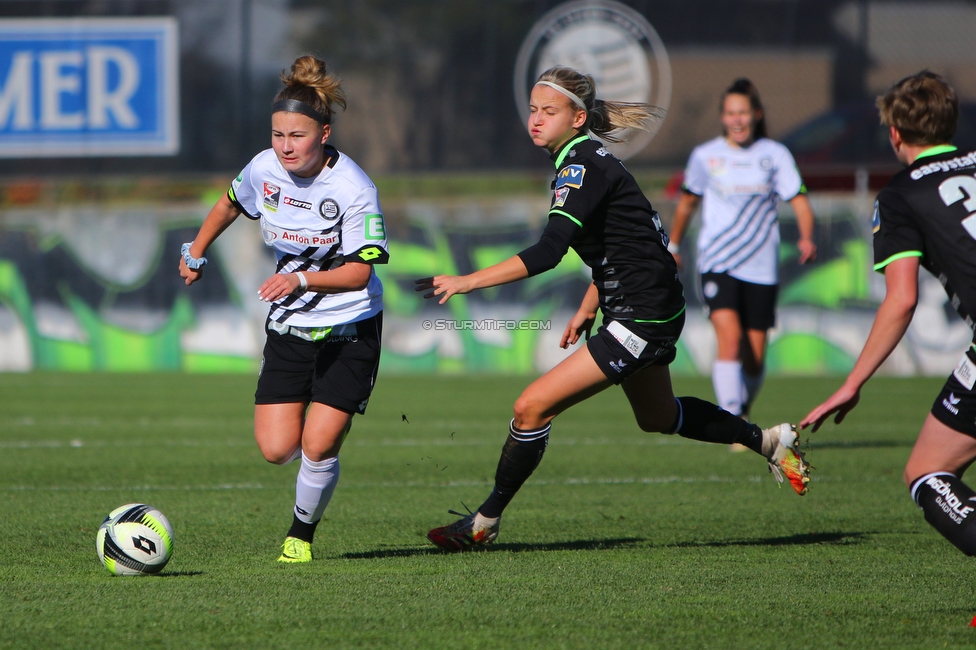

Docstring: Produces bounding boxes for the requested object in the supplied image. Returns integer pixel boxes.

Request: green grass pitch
[1,372,975,649]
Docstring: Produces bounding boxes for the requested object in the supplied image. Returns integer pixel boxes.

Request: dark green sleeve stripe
[873,250,922,271]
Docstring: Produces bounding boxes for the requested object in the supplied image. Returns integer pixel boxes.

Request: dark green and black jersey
[517,135,684,323]
[874,145,976,329]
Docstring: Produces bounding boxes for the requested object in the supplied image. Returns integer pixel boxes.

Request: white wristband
[666,240,680,254]
[296,272,307,289]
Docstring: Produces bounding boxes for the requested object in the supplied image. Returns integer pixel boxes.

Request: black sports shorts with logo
[586,312,684,384]
[255,313,382,415]
[700,272,777,330]
[932,343,976,438]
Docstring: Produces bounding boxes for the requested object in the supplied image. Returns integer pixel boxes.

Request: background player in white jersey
[802,72,976,556]
[178,55,389,563]
[669,79,817,421]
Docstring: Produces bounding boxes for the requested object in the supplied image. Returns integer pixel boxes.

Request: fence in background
[0,184,968,376]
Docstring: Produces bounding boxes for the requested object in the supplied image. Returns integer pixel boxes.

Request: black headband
[272,99,329,124]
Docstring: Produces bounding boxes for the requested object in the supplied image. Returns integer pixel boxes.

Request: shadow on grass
[156,570,205,577]
[802,440,911,450]
[669,531,869,548]
[340,537,645,560]
[340,532,866,560]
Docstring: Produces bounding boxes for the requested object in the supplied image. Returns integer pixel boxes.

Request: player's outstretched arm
[179,194,241,286]
[415,255,530,304]
[800,256,920,431]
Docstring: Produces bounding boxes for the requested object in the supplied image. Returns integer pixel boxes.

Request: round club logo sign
[514,0,671,160]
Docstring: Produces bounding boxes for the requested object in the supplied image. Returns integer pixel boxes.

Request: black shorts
[586,311,685,384]
[700,272,777,330]
[931,345,976,438]
[255,313,382,415]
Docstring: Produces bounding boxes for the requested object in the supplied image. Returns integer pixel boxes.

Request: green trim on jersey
[228,186,237,202]
[915,144,957,160]
[364,213,385,240]
[548,209,583,227]
[873,250,923,271]
[553,135,590,169]
[633,304,686,324]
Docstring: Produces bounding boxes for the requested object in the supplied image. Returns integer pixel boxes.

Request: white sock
[285,446,303,464]
[712,360,744,416]
[294,453,340,524]
[474,512,500,528]
[742,371,765,413]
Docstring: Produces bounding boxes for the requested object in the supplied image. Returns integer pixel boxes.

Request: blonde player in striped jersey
[669,79,816,424]
[179,55,389,563]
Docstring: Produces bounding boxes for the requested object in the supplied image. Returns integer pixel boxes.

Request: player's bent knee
[513,394,547,430]
[634,416,667,434]
[255,435,301,464]
[261,446,299,465]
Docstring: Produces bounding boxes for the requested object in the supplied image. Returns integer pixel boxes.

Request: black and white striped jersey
[228,145,388,327]
[682,136,804,285]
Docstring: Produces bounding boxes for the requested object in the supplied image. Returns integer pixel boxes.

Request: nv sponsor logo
[283,196,312,210]
[556,164,585,189]
[926,476,976,524]
[943,392,961,416]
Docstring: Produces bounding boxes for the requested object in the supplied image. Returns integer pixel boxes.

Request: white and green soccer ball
[95,504,174,576]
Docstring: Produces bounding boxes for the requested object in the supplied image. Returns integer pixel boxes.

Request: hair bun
[275,55,347,122]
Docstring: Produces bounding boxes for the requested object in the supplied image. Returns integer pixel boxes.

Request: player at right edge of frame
[802,71,976,556]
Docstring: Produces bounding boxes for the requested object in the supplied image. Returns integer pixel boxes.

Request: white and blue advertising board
[0,17,179,157]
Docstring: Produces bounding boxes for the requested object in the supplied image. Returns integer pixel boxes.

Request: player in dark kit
[416,66,810,552]
[802,71,976,556]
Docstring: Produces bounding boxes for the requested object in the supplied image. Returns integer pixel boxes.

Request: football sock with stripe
[911,472,976,556]
[478,420,550,519]
[667,396,763,454]
[287,453,340,543]
[712,360,744,416]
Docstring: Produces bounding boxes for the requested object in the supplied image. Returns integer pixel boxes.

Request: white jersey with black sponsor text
[682,136,804,285]
[228,145,389,327]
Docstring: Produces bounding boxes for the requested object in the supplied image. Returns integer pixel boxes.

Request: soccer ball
[95,503,174,576]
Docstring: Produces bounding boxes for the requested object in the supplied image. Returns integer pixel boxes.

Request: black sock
[286,513,319,544]
[911,473,976,556]
[479,420,550,519]
[668,396,763,454]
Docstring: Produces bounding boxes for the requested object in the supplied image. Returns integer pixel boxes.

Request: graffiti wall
[0,191,968,376]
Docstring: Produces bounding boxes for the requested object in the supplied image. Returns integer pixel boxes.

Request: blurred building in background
[0,0,973,377]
